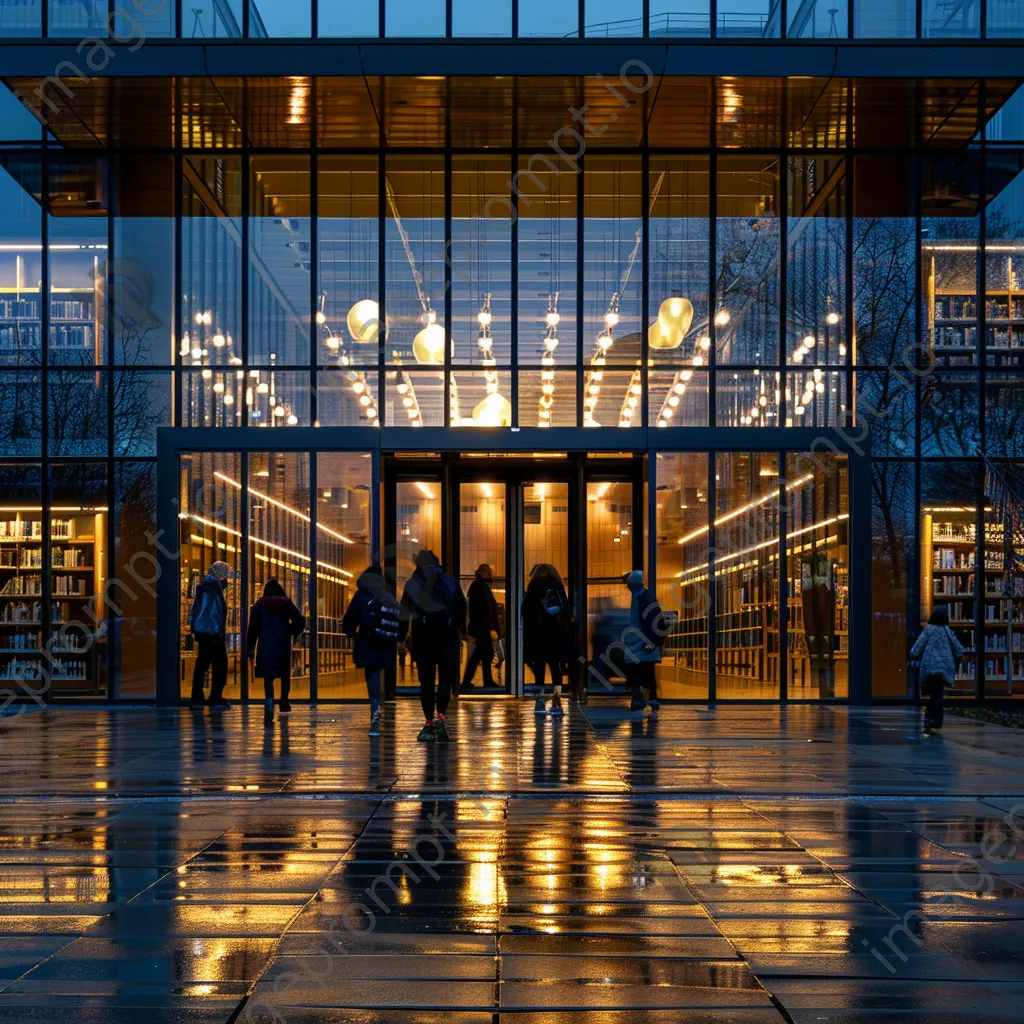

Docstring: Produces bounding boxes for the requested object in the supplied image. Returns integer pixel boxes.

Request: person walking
[623,569,665,713]
[342,565,401,737]
[246,579,305,729]
[522,563,572,718]
[461,563,501,692]
[399,550,467,743]
[910,605,966,733]
[188,560,235,712]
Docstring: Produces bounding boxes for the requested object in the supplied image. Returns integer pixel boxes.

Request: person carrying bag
[909,605,966,733]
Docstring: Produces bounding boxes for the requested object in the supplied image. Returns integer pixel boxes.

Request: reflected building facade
[1,2,1023,704]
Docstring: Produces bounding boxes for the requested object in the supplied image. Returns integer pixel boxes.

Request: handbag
[494,638,505,666]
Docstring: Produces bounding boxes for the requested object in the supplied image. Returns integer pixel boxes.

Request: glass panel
[0,155,42,368]
[113,462,157,699]
[451,370,512,427]
[988,0,1024,37]
[920,371,980,456]
[852,371,916,457]
[786,368,848,428]
[786,452,850,699]
[182,157,243,372]
[250,0,311,35]
[871,460,916,697]
[249,369,311,427]
[985,374,1024,455]
[585,369,642,429]
[384,370,444,426]
[385,158,445,366]
[0,463,43,697]
[319,0,379,34]
[983,463,1024,696]
[923,0,978,36]
[584,157,642,373]
[249,156,310,366]
[649,368,709,427]
[649,157,710,366]
[517,156,577,366]
[715,369,778,427]
[650,0,710,35]
[717,0,781,36]
[787,157,846,368]
[922,154,981,368]
[113,156,175,366]
[458,481,507,690]
[453,0,511,34]
[395,478,442,686]
[854,0,914,36]
[920,461,981,696]
[316,453,373,699]
[48,0,105,35]
[586,481,633,694]
[853,154,916,366]
[183,0,242,36]
[318,156,378,366]
[47,371,106,457]
[789,0,847,36]
[113,371,172,457]
[0,0,41,35]
[655,452,711,699]
[518,0,577,34]
[246,453,310,699]
[519,369,577,428]
[47,462,107,697]
[178,452,243,702]
[584,0,641,35]
[984,155,1024,369]
[715,452,780,699]
[112,0,174,36]
[386,0,445,36]
[182,369,244,427]
[716,156,780,365]
[317,369,380,426]
[0,369,41,456]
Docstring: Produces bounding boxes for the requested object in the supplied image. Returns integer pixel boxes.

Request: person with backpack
[399,549,467,742]
[246,578,305,729]
[461,563,501,692]
[910,605,966,733]
[522,563,572,718]
[188,559,235,712]
[342,564,401,737]
[623,569,665,713]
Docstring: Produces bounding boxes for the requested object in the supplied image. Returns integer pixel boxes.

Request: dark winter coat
[467,577,500,640]
[910,624,966,687]
[246,595,305,676]
[626,587,664,664]
[398,564,467,657]
[342,570,401,670]
[189,574,227,637]
[522,574,572,664]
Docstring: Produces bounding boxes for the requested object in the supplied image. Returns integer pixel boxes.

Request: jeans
[923,673,945,728]
[191,633,227,704]
[260,668,291,705]
[365,667,382,705]
[417,645,459,721]
[625,661,656,704]
[462,636,495,687]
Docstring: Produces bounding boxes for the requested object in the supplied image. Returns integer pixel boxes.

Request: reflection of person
[623,570,663,713]
[910,605,966,733]
[461,563,501,691]
[188,560,234,712]
[522,563,571,717]
[399,550,467,743]
[246,579,305,729]
[342,565,401,737]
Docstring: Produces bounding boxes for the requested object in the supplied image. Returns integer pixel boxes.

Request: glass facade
[1,61,1023,702]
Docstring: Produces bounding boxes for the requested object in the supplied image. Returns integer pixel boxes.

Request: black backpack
[364,595,401,641]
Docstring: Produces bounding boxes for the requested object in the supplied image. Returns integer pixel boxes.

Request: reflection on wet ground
[0,704,1022,1020]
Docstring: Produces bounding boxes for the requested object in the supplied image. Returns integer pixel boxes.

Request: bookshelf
[925,248,1024,369]
[0,507,106,695]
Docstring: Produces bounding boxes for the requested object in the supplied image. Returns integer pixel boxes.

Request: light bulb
[190,347,202,360]
[194,312,204,325]
[403,396,414,409]
[201,368,212,380]
[359,394,371,407]
[815,381,825,393]
[699,335,711,351]
[631,383,642,396]
[249,369,259,378]
[681,370,693,382]
[692,355,703,367]
[477,310,491,326]
[541,383,554,396]
[657,418,668,427]
[366,406,378,419]
[714,310,730,327]
[223,393,233,405]
[826,311,840,325]
[795,405,805,415]
[839,344,848,357]
[257,382,269,394]
[588,384,600,396]
[396,382,409,395]
[792,349,804,363]
[803,335,816,348]
[544,336,559,352]
[759,395,768,406]
[316,311,327,325]
[597,332,613,350]
[545,311,560,327]
[212,334,225,348]
[604,311,619,328]
[326,336,340,351]
[213,381,224,393]
[667,395,679,408]
[673,382,686,395]
[627,396,638,409]
[287,414,298,425]
[352,381,365,394]
[274,406,285,417]
[478,335,493,351]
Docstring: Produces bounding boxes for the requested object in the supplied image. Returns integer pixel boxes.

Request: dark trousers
[923,673,945,728]
[191,634,227,704]
[365,667,382,705]
[462,636,495,687]
[417,645,459,721]
[531,658,562,691]
[260,668,291,705]
[625,661,656,703]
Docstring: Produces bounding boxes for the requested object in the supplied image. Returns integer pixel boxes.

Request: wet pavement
[0,703,1021,1021]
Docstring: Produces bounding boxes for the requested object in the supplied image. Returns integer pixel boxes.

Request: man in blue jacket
[188,560,234,712]
[623,569,665,713]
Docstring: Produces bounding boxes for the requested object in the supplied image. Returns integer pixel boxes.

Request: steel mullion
[309,451,317,701]
[707,449,717,702]
[778,447,788,702]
